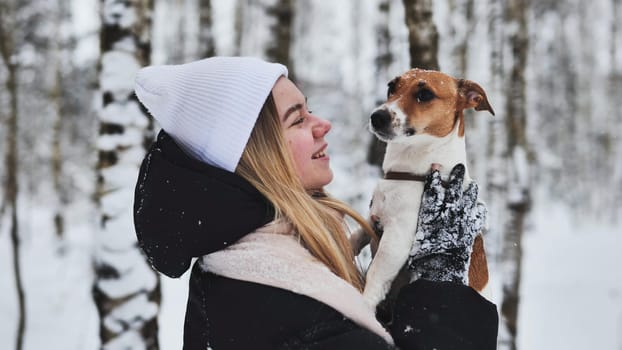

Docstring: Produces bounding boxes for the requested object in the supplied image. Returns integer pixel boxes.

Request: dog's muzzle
[370,108,399,141]
[371,108,416,141]
[370,109,392,131]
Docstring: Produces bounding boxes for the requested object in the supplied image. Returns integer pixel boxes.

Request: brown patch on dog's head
[384,69,494,138]
[387,69,459,138]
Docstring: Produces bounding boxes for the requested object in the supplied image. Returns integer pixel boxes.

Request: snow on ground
[517,199,622,349]
[0,197,99,350]
[1,194,621,349]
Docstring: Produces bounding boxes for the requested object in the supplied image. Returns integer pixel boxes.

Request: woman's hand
[408,164,487,284]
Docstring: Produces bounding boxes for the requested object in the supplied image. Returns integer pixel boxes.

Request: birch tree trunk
[169,0,189,64]
[499,1,530,349]
[237,0,293,68]
[611,0,622,222]
[485,0,508,346]
[402,0,439,70]
[265,0,294,74]
[0,2,25,349]
[234,0,244,55]
[198,0,216,58]
[587,0,619,222]
[367,0,392,167]
[51,66,65,239]
[444,0,474,77]
[50,1,70,241]
[93,1,160,349]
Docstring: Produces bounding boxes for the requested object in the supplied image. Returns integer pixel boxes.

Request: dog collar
[384,171,451,187]
[383,171,428,182]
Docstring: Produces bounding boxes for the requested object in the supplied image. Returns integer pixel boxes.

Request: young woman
[133,57,498,349]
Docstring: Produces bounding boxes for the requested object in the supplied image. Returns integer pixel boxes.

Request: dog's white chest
[370,180,425,227]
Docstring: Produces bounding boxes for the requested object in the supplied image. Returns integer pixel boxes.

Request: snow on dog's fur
[363,68,494,310]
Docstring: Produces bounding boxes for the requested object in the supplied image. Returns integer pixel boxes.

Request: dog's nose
[370,109,392,130]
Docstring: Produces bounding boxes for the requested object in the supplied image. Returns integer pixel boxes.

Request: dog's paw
[370,215,384,238]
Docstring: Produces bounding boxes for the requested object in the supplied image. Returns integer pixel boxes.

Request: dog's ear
[458,79,495,116]
[387,76,400,99]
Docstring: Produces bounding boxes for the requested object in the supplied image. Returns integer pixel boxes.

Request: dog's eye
[416,89,435,103]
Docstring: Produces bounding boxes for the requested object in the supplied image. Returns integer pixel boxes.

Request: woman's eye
[416,89,435,102]
[292,116,305,126]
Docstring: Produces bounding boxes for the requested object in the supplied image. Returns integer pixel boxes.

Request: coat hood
[133,130,274,278]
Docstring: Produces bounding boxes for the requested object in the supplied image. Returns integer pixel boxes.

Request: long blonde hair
[236,94,375,291]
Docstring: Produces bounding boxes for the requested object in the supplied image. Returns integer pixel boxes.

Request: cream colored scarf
[199,220,394,345]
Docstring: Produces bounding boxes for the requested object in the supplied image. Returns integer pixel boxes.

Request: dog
[363,68,494,311]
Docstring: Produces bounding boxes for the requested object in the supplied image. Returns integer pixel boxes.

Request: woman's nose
[312,116,331,137]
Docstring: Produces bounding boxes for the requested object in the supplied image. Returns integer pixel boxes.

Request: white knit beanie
[134,56,288,172]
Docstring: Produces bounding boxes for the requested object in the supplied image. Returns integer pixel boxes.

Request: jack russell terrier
[363,68,494,310]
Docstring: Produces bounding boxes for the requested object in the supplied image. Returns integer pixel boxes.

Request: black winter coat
[134,131,499,349]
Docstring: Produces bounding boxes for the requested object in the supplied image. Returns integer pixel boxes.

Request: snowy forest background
[0,0,621,349]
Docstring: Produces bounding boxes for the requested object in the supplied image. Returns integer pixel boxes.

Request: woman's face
[272,77,333,190]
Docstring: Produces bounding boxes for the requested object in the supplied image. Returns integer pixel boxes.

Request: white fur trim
[199,221,394,345]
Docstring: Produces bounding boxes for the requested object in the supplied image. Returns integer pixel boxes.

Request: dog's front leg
[363,216,420,310]
[363,184,423,310]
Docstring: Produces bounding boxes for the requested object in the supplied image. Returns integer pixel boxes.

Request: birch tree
[402,0,439,70]
[527,1,579,215]
[480,0,532,348]
[367,0,393,167]
[499,1,530,349]
[0,1,25,349]
[93,0,160,348]
[49,0,72,241]
[611,0,622,221]
[162,0,215,63]
[265,0,294,73]
[484,1,510,347]
[584,0,620,221]
[236,0,293,66]
[448,0,474,78]
[198,0,216,58]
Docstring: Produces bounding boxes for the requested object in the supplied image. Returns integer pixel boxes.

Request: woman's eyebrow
[282,97,308,122]
[283,103,304,122]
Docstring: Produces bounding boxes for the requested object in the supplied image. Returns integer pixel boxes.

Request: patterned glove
[408,164,487,284]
